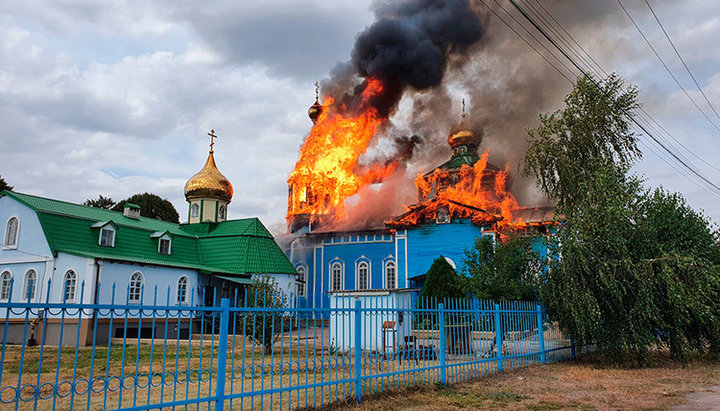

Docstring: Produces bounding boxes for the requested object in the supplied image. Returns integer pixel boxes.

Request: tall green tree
[111,193,180,223]
[524,73,641,210]
[420,256,464,301]
[83,195,116,210]
[0,175,13,192]
[524,74,720,362]
[463,235,541,301]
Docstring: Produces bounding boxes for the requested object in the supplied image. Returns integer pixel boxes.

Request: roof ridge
[8,190,183,229]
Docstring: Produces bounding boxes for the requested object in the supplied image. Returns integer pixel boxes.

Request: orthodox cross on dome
[314,81,320,102]
[208,129,218,153]
[461,99,466,123]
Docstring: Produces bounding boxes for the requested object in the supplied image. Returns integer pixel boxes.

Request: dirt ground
[336,355,720,410]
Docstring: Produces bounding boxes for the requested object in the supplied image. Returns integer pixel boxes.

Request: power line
[479,0,720,193]
[523,0,720,175]
[643,0,720,122]
[616,0,720,133]
[506,0,720,196]
[530,0,609,78]
[476,0,576,83]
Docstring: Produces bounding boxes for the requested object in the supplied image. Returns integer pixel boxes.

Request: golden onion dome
[308,81,322,124]
[184,150,233,202]
[308,100,322,124]
[448,121,477,148]
[448,99,480,149]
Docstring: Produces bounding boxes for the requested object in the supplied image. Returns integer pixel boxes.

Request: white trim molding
[354,256,371,290]
[329,258,344,292]
[3,216,20,250]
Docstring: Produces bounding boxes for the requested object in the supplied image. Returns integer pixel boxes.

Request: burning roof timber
[285,0,557,236]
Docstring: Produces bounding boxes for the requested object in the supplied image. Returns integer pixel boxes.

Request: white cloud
[1,0,720,231]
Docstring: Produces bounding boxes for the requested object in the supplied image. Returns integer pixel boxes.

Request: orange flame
[413,150,522,229]
[287,78,396,224]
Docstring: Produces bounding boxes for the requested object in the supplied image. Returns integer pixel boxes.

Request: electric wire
[643,0,720,122]
[505,0,720,196]
[476,0,576,83]
[478,0,720,196]
[487,0,714,194]
[616,0,720,133]
[525,0,720,175]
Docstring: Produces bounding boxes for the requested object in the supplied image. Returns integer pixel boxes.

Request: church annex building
[0,142,296,346]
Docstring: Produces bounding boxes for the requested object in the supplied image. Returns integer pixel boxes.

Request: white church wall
[95,261,199,307]
[50,253,95,306]
[0,196,53,260]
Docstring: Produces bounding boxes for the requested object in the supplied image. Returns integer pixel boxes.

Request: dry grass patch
[335,354,720,410]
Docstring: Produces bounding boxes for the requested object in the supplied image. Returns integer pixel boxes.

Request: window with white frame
[177,276,188,304]
[0,271,11,301]
[159,236,172,255]
[385,260,396,289]
[63,270,76,302]
[23,269,36,301]
[331,262,343,291]
[191,203,200,218]
[218,204,226,220]
[99,226,115,247]
[357,261,369,290]
[4,217,18,248]
[296,266,306,297]
[129,272,143,303]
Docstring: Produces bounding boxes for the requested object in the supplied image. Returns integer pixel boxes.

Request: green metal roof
[1,191,296,276]
[214,275,253,285]
[440,153,481,169]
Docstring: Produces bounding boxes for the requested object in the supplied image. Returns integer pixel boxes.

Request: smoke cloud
[307,0,623,229]
[344,0,485,117]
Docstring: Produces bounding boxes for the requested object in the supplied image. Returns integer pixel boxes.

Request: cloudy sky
[1,0,719,232]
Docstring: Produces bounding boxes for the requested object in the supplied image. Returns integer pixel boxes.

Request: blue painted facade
[286,219,507,310]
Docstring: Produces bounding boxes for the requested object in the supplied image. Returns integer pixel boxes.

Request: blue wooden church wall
[287,218,531,310]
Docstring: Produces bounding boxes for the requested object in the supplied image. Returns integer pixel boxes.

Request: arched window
[191,203,200,218]
[177,276,188,304]
[128,272,143,303]
[295,266,306,297]
[357,261,369,290]
[385,261,396,289]
[4,217,18,248]
[0,271,12,301]
[331,262,343,291]
[218,204,226,220]
[24,269,37,301]
[63,270,76,302]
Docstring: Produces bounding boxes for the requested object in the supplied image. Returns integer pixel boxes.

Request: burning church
[281,0,557,310]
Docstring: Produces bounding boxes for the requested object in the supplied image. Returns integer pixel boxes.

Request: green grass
[437,386,529,408]
[2,344,201,375]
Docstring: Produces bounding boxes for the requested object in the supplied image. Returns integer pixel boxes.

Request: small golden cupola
[184,129,233,224]
[448,99,481,157]
[308,81,322,125]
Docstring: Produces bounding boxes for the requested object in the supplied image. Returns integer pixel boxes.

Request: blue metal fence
[0,280,573,410]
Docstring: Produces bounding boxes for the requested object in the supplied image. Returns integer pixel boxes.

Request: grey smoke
[345,0,485,117]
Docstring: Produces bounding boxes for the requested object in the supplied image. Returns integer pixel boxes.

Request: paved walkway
[673,385,720,410]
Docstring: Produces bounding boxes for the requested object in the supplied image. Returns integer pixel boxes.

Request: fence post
[354,298,362,404]
[494,303,503,372]
[570,334,576,360]
[536,304,546,364]
[438,302,447,385]
[215,298,230,411]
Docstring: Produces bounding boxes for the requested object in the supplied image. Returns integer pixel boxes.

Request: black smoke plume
[344,0,484,117]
